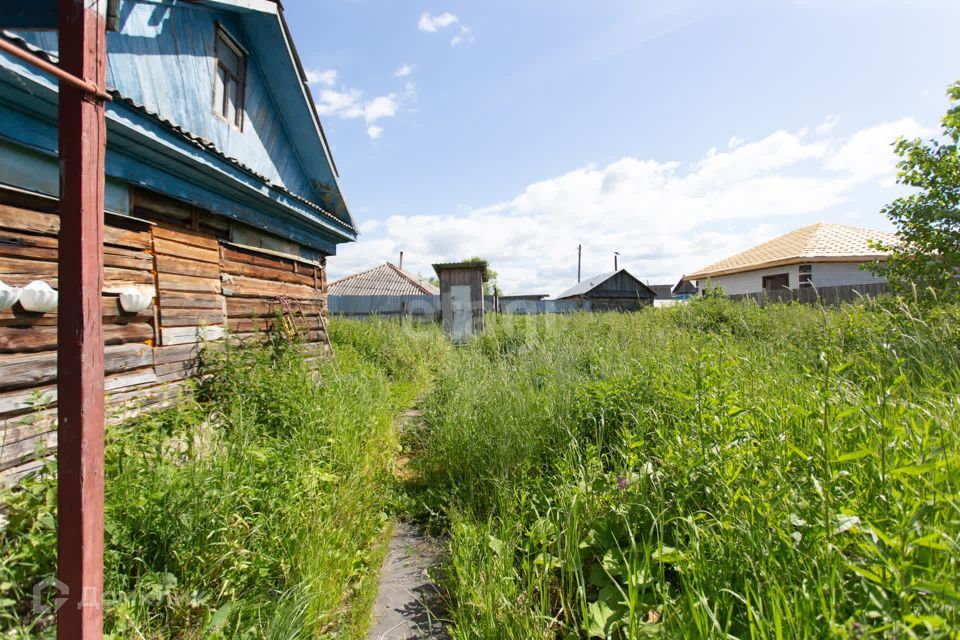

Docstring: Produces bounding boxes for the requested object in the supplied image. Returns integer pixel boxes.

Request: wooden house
[685,223,894,296]
[554,269,656,311]
[0,1,356,484]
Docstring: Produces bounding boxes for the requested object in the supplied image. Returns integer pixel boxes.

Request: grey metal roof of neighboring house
[647,284,675,300]
[554,270,620,299]
[329,262,439,296]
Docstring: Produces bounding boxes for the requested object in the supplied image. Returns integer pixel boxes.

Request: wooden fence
[728,282,889,305]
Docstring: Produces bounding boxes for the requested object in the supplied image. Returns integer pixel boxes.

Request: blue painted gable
[0,0,355,252]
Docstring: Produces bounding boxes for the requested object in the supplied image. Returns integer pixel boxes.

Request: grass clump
[410,299,960,639]
[1,320,447,639]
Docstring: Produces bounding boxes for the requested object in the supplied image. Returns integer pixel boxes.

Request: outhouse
[433,262,485,343]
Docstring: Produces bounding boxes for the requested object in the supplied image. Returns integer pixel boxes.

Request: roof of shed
[329,262,440,296]
[554,268,656,299]
[686,223,898,280]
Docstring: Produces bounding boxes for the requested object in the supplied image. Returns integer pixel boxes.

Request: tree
[462,256,502,296]
[870,81,960,298]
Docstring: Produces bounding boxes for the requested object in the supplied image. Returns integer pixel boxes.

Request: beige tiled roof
[686,223,898,279]
[329,262,440,296]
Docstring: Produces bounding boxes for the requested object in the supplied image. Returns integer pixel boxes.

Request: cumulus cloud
[312,73,406,139]
[418,11,459,32]
[305,68,337,86]
[418,11,473,46]
[815,114,840,135]
[332,118,929,292]
[394,64,413,77]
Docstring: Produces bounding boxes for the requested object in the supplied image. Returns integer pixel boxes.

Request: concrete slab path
[366,523,450,640]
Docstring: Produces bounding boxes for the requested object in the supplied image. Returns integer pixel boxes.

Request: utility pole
[57,1,109,638]
[577,244,581,283]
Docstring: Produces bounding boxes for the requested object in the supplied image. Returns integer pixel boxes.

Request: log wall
[0,191,331,486]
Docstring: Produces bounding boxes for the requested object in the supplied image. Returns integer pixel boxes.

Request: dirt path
[366,408,450,640]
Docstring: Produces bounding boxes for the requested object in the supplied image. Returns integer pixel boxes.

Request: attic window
[214,27,246,128]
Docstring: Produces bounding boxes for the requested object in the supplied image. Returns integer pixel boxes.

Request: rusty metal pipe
[0,38,111,102]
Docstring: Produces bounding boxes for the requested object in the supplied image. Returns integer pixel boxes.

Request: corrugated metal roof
[329,262,439,296]
[0,29,355,236]
[554,270,619,299]
[648,284,674,300]
[686,223,898,280]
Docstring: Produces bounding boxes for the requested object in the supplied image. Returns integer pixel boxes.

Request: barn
[554,269,656,311]
[0,1,356,484]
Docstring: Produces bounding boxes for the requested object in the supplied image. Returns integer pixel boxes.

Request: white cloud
[332,118,930,293]
[394,64,413,77]
[305,68,337,86]
[418,11,459,32]
[450,25,474,47]
[364,95,399,122]
[312,75,406,138]
[815,114,840,135]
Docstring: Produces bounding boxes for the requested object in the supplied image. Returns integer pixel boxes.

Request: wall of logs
[0,190,331,485]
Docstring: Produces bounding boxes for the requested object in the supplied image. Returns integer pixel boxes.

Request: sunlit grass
[411,298,960,638]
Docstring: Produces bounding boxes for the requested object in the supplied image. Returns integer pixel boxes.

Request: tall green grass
[412,299,960,638]
[1,320,447,639]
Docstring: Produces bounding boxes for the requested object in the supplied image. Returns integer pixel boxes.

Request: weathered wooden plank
[161,325,225,346]
[225,297,321,318]
[153,236,219,264]
[160,310,227,328]
[0,429,58,471]
[1,407,57,445]
[0,229,59,261]
[156,253,220,279]
[0,343,154,391]
[0,295,153,324]
[103,245,153,271]
[0,204,58,236]
[221,258,317,287]
[228,316,318,334]
[153,343,200,365]
[0,322,154,353]
[1,456,52,486]
[157,272,221,294]
[0,368,158,416]
[221,274,321,300]
[222,245,301,272]
[104,225,152,250]
[152,225,220,251]
[155,360,197,379]
[158,292,225,310]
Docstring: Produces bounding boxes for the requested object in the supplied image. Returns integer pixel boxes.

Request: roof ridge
[386,262,437,295]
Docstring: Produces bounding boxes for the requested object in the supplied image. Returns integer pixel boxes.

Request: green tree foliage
[461,256,502,296]
[871,81,960,298]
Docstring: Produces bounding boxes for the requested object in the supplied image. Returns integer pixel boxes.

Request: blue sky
[284,0,960,293]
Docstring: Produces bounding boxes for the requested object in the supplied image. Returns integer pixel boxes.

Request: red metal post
[56,1,108,638]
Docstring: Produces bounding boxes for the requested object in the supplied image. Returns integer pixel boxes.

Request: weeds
[411,299,960,638]
[1,320,446,639]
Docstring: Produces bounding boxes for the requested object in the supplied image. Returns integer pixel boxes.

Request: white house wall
[698,265,800,296]
[697,262,887,295]
[811,263,886,288]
